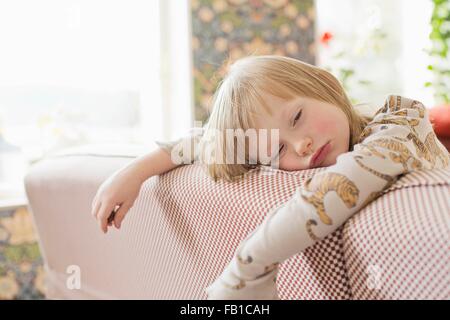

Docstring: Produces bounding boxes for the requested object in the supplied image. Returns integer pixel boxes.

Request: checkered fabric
[133,164,449,299]
[133,165,350,299]
[343,168,450,299]
[278,227,351,299]
[133,164,352,299]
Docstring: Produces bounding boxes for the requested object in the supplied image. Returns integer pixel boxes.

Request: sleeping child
[91,55,450,299]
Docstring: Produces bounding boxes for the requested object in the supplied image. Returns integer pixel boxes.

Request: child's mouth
[309,141,331,168]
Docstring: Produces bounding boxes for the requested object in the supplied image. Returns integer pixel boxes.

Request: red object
[320,32,333,46]
[429,104,450,137]
[437,136,450,152]
[430,104,450,152]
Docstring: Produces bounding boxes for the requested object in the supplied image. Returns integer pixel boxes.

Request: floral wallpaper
[0,207,45,300]
[191,0,316,122]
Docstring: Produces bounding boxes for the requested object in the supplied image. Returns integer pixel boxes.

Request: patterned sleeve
[206,95,450,300]
[154,126,204,165]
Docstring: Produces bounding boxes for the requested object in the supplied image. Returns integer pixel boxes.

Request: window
[0,0,193,196]
[0,0,169,162]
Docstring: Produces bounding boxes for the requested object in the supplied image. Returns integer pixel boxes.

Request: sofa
[24,144,450,299]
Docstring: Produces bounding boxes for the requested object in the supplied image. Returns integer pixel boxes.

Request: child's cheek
[314,118,335,135]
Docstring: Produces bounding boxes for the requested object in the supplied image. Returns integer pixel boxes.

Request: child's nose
[294,137,313,157]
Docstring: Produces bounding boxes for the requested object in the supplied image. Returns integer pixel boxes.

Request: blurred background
[0,0,449,299]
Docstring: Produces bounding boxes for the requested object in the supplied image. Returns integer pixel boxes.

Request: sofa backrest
[24,147,450,299]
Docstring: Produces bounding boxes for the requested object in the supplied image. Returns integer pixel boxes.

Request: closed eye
[293,109,302,126]
[276,109,302,160]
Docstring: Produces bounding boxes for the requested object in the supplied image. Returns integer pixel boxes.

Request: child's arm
[91,148,179,233]
[206,95,450,299]
[92,128,203,233]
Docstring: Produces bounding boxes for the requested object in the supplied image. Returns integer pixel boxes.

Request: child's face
[253,92,350,171]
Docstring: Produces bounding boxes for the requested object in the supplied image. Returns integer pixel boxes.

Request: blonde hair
[199,55,372,182]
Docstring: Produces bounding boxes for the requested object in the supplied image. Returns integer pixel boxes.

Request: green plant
[426,0,450,104]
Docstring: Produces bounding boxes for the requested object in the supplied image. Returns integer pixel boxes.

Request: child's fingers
[113,202,132,229]
[98,201,117,234]
[107,207,118,226]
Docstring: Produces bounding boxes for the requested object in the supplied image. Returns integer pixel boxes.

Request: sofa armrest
[24,144,148,299]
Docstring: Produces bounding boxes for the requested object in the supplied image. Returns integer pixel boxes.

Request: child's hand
[91,167,143,233]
